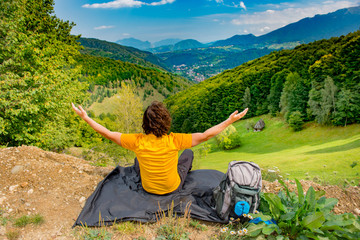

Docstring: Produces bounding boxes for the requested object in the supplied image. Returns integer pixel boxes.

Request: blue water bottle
[234,201,250,216]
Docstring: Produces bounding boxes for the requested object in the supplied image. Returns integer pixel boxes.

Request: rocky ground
[0,146,359,239]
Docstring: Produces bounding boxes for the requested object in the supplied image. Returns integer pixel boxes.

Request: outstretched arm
[191,108,248,147]
[71,103,122,146]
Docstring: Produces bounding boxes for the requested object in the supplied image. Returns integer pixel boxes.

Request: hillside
[76,54,191,93]
[194,115,360,185]
[0,146,359,239]
[165,31,360,132]
[78,38,169,70]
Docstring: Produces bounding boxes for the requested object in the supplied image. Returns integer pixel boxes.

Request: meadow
[194,115,360,186]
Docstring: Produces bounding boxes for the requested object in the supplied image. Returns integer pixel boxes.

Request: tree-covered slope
[165,31,360,132]
[76,54,192,97]
[78,38,169,70]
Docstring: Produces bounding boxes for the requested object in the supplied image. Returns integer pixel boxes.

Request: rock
[0,196,6,204]
[20,182,29,188]
[27,189,34,194]
[11,165,24,174]
[354,208,360,216]
[79,196,86,204]
[9,185,19,192]
[254,119,265,132]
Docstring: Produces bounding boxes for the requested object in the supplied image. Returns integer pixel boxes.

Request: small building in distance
[254,119,265,132]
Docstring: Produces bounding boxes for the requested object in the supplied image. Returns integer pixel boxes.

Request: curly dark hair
[142,101,172,137]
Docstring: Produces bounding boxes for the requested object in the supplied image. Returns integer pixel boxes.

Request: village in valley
[172,63,222,82]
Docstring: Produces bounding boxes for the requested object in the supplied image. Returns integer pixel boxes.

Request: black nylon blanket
[73,165,227,227]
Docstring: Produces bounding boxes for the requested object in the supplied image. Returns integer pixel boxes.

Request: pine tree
[242,87,251,109]
[280,72,309,122]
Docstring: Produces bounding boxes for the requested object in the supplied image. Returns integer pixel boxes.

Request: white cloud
[195,0,358,37]
[83,0,175,9]
[229,0,358,35]
[83,0,144,8]
[239,1,246,10]
[149,0,175,6]
[123,33,130,36]
[94,25,115,30]
[260,26,270,32]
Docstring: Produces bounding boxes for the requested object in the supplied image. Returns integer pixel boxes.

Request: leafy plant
[81,228,112,240]
[254,179,360,239]
[217,214,263,240]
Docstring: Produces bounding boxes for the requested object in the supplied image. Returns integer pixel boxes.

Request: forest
[165,31,360,132]
[76,54,191,98]
[78,37,169,70]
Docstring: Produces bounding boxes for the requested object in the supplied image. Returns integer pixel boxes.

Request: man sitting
[72,101,248,195]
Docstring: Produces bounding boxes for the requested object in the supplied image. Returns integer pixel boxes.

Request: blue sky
[54,0,359,43]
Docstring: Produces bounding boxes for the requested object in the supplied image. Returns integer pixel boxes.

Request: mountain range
[80,6,360,81]
[117,6,360,52]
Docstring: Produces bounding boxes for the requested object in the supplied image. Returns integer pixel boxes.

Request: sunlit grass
[195,115,360,185]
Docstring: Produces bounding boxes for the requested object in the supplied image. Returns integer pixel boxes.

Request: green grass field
[194,115,360,186]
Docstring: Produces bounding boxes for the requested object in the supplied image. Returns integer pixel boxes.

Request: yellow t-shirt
[121,133,192,195]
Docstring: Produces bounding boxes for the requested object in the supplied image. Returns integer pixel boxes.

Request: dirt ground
[0,146,359,239]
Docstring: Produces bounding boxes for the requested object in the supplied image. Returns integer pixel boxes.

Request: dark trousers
[134,149,194,192]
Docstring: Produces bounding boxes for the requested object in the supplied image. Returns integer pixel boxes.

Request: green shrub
[249,179,360,239]
[216,125,242,150]
[288,111,304,131]
[219,134,241,150]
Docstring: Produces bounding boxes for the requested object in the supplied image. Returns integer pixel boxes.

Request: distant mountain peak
[116,38,152,50]
[211,34,258,47]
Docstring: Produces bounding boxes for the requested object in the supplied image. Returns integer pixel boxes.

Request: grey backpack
[213,161,262,220]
